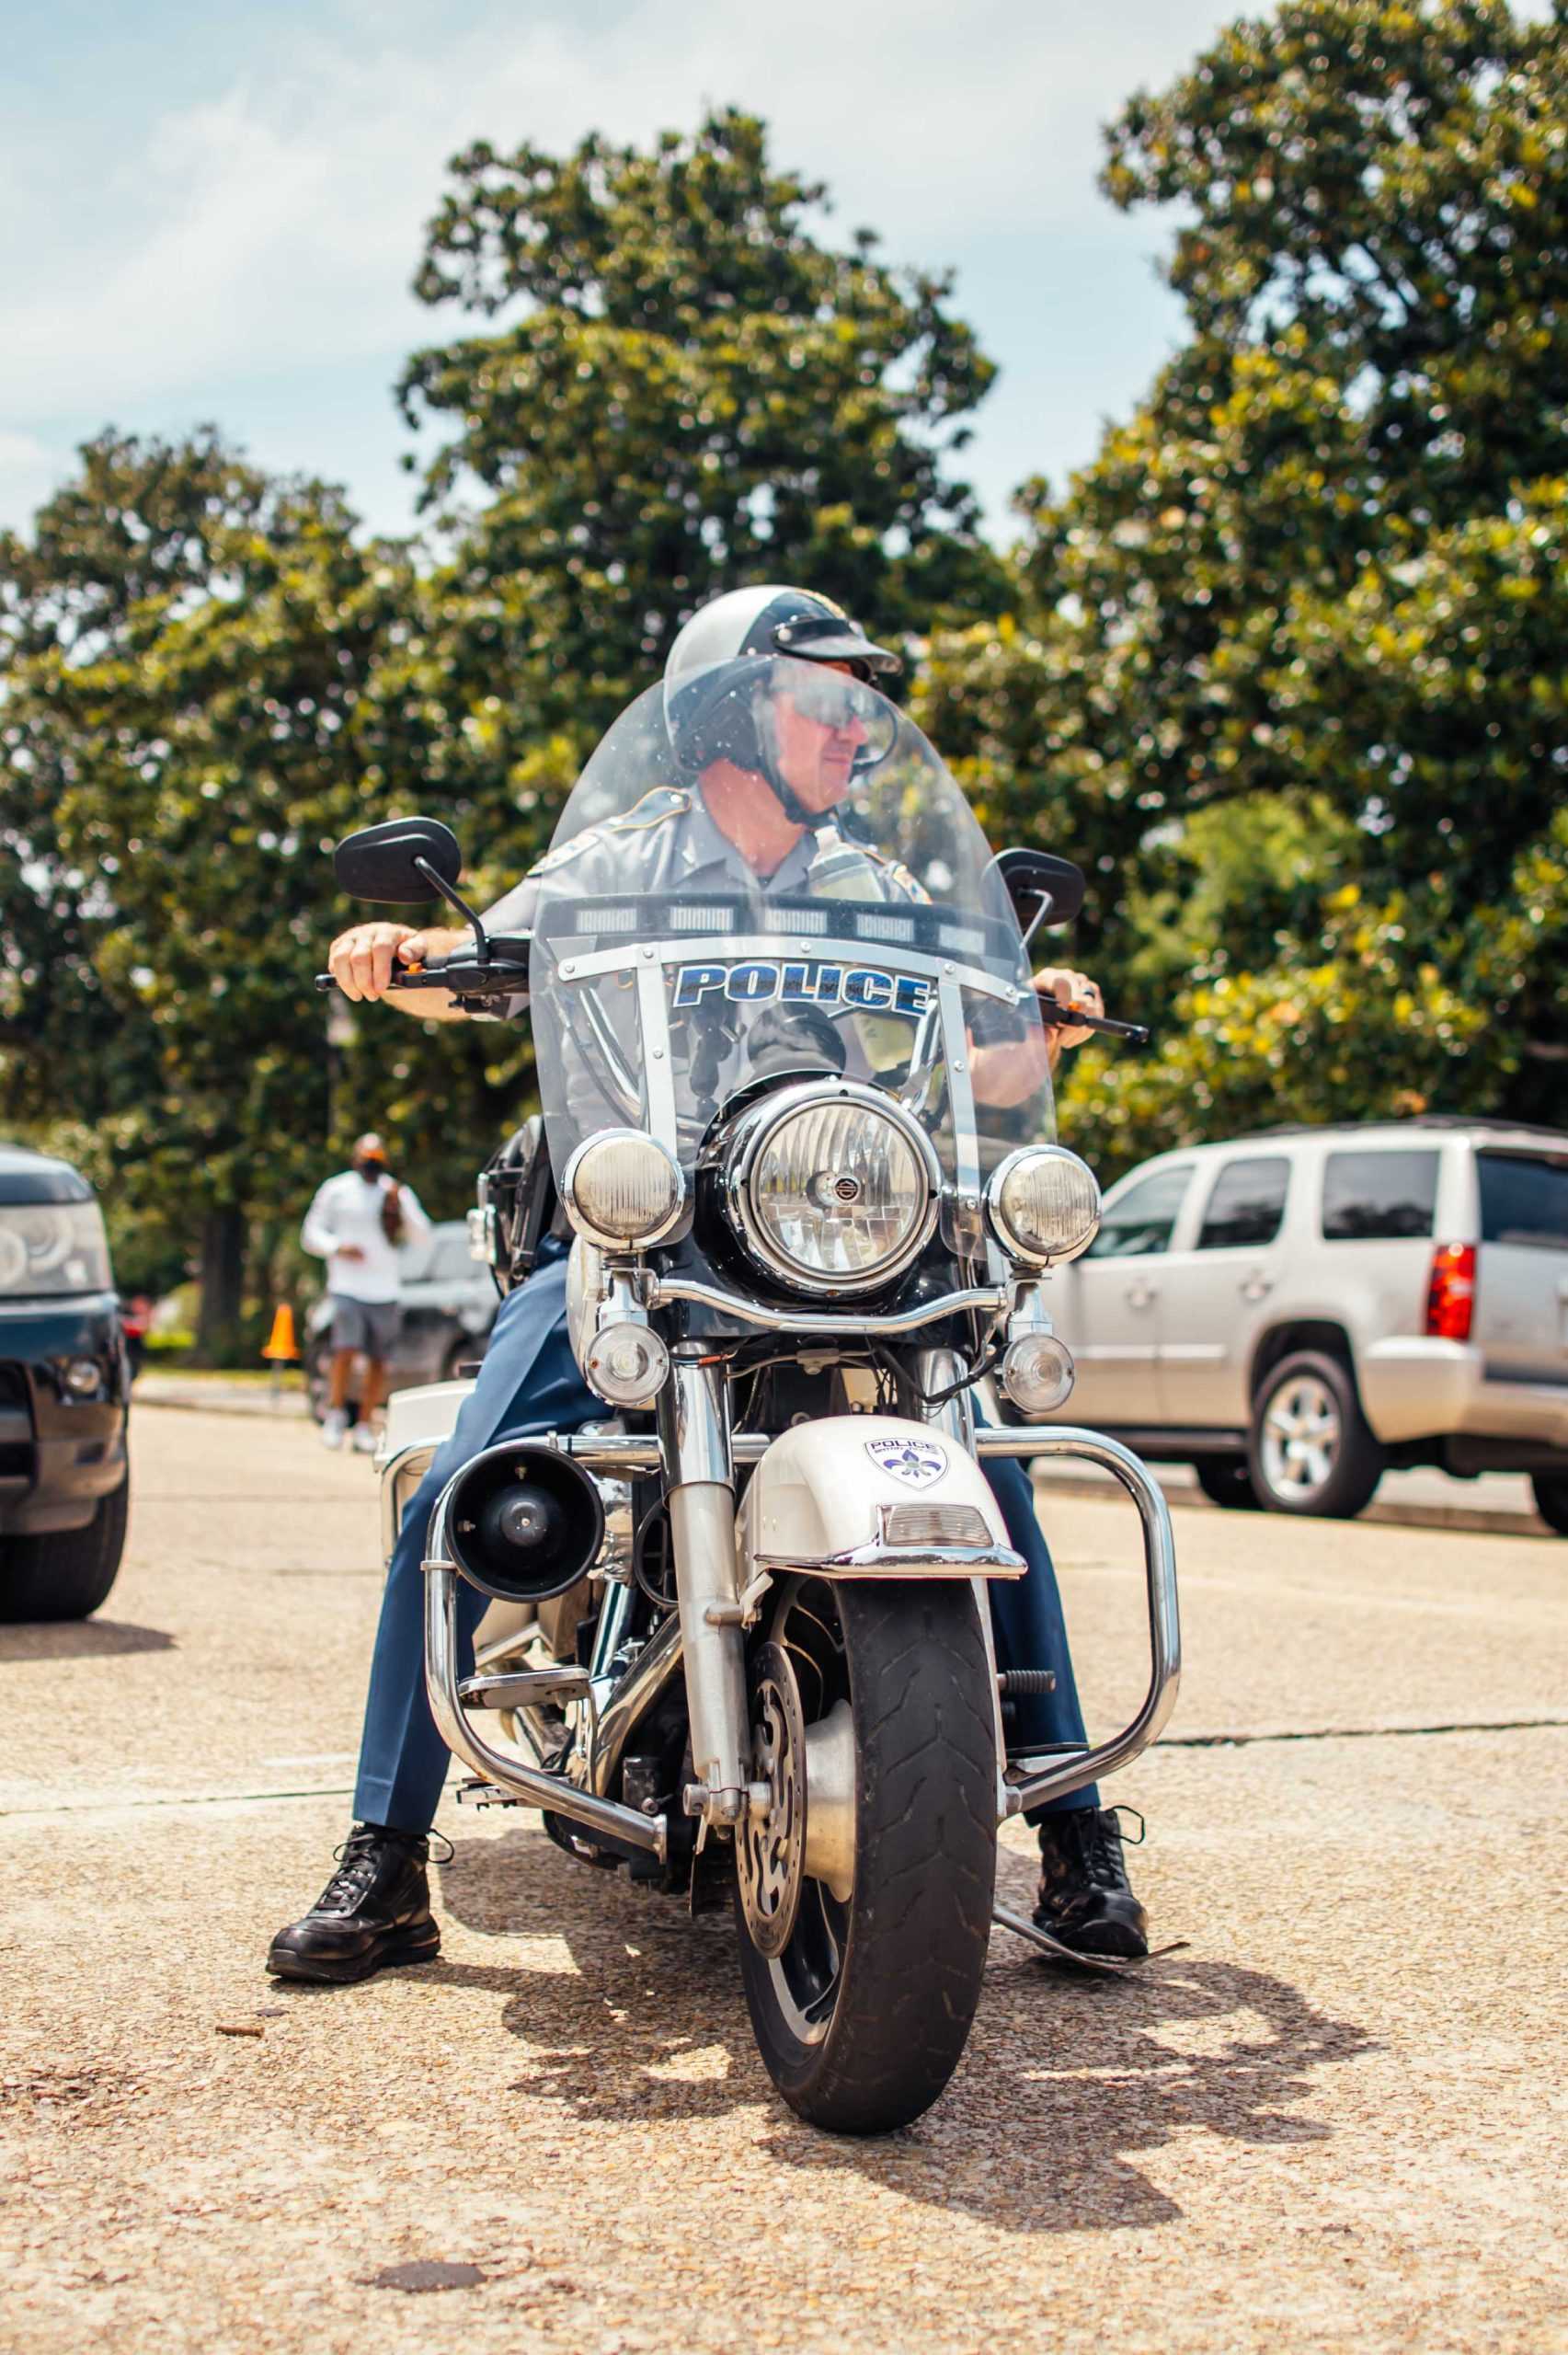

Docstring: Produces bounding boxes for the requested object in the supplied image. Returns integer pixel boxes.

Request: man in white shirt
[300,1133,431,1452]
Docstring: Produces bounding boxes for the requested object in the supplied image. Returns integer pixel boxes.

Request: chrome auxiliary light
[563,1129,686,1251]
[987,1144,1101,1266]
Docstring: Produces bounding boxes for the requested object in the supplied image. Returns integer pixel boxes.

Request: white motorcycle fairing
[736,1414,1025,1580]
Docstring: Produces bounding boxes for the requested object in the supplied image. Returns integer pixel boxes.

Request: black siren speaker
[442,1441,605,1603]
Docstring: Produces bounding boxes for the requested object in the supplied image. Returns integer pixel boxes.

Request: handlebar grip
[314,966,449,996]
[1036,994,1150,1045]
[1075,1011,1150,1043]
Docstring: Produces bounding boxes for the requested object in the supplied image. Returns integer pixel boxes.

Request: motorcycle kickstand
[992,1900,1146,1977]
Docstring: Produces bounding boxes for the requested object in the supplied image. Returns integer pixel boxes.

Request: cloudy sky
[3,0,1518,546]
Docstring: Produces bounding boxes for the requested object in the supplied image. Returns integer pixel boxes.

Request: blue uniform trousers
[353,1245,1098,1832]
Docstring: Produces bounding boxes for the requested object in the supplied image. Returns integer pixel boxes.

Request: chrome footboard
[974,1428,1181,1817]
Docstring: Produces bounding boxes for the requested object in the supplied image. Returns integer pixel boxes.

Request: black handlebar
[314,950,1150,1044]
[1035,996,1150,1045]
[314,954,531,1002]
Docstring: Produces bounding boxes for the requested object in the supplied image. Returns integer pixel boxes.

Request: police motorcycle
[323,657,1180,2135]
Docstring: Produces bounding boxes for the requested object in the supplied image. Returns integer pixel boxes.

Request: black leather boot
[1034,1806,1149,1959]
[268,1824,441,1983]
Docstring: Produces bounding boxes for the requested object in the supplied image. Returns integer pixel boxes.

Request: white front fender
[736,1414,1024,1580]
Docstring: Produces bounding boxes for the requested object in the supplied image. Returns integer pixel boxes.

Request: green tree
[3,118,1013,1350]
[920,0,1568,1161]
[392,105,1007,882]
[0,432,527,1356]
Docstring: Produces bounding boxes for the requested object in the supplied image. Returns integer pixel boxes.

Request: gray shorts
[329,1295,400,1358]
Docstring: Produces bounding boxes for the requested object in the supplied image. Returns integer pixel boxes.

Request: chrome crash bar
[974,1428,1181,1814]
[644,1275,1012,1336]
[408,1423,1175,1846]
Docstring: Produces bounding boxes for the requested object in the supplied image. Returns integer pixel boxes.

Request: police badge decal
[864,1437,948,1488]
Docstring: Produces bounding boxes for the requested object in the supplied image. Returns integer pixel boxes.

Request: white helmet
[665,584,900,698]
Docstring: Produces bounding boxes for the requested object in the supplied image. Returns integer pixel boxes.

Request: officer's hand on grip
[1033,968,1103,1051]
[327,923,432,1004]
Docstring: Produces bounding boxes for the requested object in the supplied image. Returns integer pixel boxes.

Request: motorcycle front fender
[735,1413,1025,1582]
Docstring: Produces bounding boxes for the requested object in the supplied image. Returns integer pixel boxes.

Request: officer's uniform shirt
[478,782,898,948]
[476,781,933,1132]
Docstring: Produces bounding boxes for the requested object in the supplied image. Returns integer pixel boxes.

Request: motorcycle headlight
[0,1200,112,1297]
[726,1082,940,1294]
[563,1129,684,1250]
[987,1146,1102,1266]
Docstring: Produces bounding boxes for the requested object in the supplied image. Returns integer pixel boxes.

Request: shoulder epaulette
[527,825,603,877]
[606,785,692,833]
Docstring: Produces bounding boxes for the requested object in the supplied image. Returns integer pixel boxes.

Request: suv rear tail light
[1425,1244,1476,1341]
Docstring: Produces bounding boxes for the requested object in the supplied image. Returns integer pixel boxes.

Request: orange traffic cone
[262,1303,299,1363]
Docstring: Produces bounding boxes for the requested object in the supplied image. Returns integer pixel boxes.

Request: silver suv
[1043,1120,1568,1527]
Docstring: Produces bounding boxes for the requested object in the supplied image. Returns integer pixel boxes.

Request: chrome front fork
[659,1349,750,1827]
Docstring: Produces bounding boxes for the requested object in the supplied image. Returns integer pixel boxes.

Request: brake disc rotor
[737,1640,807,1959]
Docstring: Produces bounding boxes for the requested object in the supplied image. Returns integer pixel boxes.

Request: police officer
[269,586,1148,1984]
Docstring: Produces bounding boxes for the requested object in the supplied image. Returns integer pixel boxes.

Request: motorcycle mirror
[334,817,464,905]
[991,849,1086,944]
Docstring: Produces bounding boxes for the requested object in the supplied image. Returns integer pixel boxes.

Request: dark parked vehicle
[305,1219,498,1421]
[0,1146,131,1622]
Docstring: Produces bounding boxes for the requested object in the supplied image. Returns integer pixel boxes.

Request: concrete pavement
[2,1406,1564,2354]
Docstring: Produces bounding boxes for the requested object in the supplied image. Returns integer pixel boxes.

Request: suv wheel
[0,1473,130,1623]
[1530,1474,1568,1537]
[1193,1455,1261,1511]
[1248,1351,1384,1520]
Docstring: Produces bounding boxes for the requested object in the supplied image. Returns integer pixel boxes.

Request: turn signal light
[585,1320,670,1407]
[1425,1244,1476,1341]
[1001,1330,1077,1417]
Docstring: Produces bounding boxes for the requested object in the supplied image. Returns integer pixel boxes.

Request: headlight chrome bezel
[987,1144,1102,1268]
[721,1079,942,1297]
[562,1128,686,1252]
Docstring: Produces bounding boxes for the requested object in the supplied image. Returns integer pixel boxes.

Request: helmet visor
[768,611,901,673]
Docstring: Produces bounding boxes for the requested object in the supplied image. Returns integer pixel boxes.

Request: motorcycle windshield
[528,658,1055,1209]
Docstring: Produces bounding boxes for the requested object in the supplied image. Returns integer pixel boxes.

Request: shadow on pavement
[434,1825,746,2125]
[0,1618,175,1662]
[434,1826,1376,2226]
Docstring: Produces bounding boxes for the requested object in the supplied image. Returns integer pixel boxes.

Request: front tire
[736,1577,997,2136]
[0,1473,129,1623]
[1248,1350,1383,1519]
